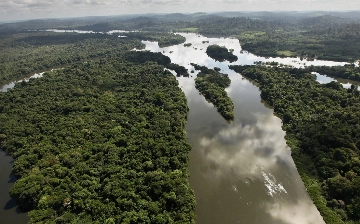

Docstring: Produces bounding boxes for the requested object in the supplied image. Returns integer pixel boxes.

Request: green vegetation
[276,50,295,57]
[183,43,192,47]
[123,51,171,66]
[206,44,238,62]
[192,63,234,120]
[236,22,360,62]
[166,63,189,77]
[0,41,195,222]
[2,11,360,224]
[175,28,199,33]
[230,65,360,224]
[3,12,360,62]
[125,32,186,48]
[0,31,186,85]
[300,64,360,82]
[123,51,189,77]
[194,17,277,37]
[0,31,143,85]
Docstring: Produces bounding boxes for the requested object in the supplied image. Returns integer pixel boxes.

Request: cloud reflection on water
[267,200,325,224]
[197,112,291,187]
[144,33,328,224]
[193,109,324,224]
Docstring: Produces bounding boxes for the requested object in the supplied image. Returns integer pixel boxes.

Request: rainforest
[1,10,360,224]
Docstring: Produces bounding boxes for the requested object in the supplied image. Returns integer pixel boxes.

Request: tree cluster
[0,55,196,223]
[125,32,186,48]
[0,31,144,85]
[205,45,238,63]
[0,31,187,86]
[192,63,234,120]
[300,64,360,82]
[123,51,189,77]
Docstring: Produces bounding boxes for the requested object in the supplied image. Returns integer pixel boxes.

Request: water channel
[143,33,334,224]
[0,150,29,223]
[0,31,357,224]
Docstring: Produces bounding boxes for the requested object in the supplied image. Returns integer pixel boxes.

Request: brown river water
[1,31,355,223]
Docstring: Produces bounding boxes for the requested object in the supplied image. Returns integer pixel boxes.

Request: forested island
[205,45,238,62]
[192,63,234,120]
[230,65,360,224]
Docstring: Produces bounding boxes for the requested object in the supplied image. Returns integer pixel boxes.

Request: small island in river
[192,63,234,121]
[206,44,238,63]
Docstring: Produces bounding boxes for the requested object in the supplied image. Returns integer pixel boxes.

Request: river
[142,33,339,224]
[0,150,29,223]
[0,32,353,224]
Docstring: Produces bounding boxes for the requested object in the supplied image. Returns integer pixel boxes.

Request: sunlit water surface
[1,32,355,224]
[142,33,337,224]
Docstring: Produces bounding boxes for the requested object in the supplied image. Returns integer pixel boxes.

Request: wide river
[0,32,356,224]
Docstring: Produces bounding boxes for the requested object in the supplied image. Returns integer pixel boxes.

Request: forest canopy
[0,31,185,85]
[192,63,234,120]
[0,53,196,223]
[205,44,238,63]
[2,11,360,224]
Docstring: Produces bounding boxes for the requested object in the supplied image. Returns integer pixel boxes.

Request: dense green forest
[123,51,189,77]
[299,64,360,82]
[0,31,185,85]
[234,15,360,62]
[236,25,360,62]
[205,45,238,63]
[0,31,140,85]
[229,65,360,224]
[2,11,360,224]
[192,63,234,120]
[2,11,360,62]
[124,32,185,48]
[0,53,195,222]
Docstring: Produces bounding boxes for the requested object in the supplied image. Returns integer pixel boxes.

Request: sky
[0,0,360,22]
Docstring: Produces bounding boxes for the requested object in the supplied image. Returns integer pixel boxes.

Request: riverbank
[230,65,360,223]
[0,150,29,224]
[1,30,353,224]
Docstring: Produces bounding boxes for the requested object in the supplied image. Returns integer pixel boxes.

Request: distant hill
[299,15,349,28]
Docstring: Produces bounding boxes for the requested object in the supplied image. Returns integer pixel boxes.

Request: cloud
[13,0,50,6]
[66,0,107,5]
[1,0,360,22]
[196,112,293,182]
[266,200,325,224]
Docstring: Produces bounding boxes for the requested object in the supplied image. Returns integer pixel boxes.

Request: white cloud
[66,0,108,5]
[266,200,325,224]
[0,0,360,22]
